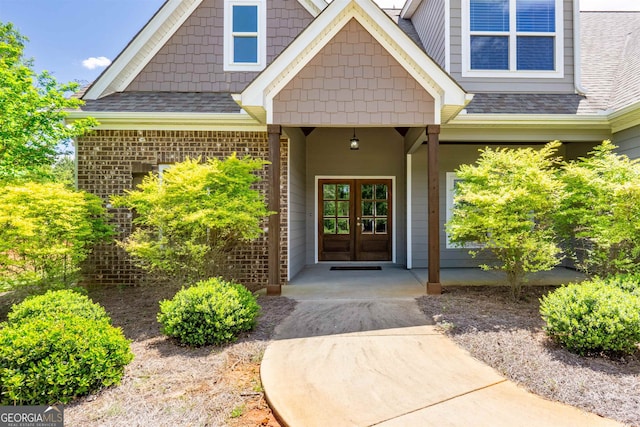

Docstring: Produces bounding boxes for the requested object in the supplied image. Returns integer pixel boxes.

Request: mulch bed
[417,286,640,427]
[7,283,297,427]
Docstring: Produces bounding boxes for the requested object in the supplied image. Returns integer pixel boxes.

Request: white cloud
[82,56,112,70]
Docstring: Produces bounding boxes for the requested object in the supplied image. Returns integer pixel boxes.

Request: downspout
[573,0,588,95]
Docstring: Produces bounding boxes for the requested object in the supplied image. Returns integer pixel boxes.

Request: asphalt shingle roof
[465,93,588,114]
[581,12,640,112]
[79,92,241,113]
[78,11,640,117]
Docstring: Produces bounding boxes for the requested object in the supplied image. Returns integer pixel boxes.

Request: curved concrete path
[261,268,622,427]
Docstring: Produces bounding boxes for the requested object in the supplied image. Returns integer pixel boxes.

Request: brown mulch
[417,286,640,427]
[46,283,295,427]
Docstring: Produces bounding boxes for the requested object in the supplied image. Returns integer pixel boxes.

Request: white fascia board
[609,101,640,134]
[299,0,328,17]
[85,0,203,100]
[241,0,352,108]
[400,0,421,18]
[348,0,467,106]
[241,0,468,121]
[447,113,611,129]
[65,111,264,131]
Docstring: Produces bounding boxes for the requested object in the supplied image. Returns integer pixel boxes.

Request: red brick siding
[77,130,288,290]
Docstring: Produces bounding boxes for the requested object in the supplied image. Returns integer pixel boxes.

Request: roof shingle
[79,92,241,113]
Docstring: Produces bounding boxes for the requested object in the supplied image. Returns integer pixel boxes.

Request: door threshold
[330,266,382,271]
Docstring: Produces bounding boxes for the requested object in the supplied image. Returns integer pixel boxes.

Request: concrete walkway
[261,267,621,427]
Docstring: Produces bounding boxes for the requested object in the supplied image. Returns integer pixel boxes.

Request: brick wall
[77,129,288,290]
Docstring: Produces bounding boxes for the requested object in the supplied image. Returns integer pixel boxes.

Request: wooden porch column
[427,125,442,295]
[267,125,282,296]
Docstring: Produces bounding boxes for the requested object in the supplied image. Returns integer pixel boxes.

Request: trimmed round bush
[599,273,640,296]
[157,278,260,347]
[0,291,133,405]
[7,289,108,323]
[540,281,640,355]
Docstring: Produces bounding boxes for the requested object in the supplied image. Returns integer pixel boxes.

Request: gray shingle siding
[411,0,446,68]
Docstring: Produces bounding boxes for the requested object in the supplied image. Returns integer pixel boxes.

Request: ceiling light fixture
[350,128,359,150]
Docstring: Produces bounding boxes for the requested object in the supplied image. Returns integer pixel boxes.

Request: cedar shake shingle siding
[273,19,436,127]
[125,0,313,93]
[77,130,288,289]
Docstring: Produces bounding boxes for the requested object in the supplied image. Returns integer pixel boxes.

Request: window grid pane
[470,0,509,31]
[470,36,509,70]
[517,36,554,70]
[233,37,258,63]
[516,0,555,32]
[232,5,258,32]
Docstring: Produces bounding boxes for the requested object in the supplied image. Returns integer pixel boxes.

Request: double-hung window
[463,0,563,77]
[224,0,266,71]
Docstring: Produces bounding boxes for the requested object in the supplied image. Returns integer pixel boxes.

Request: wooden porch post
[267,124,282,296]
[427,125,442,295]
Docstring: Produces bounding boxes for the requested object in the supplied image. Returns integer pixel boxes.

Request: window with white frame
[462,0,563,77]
[446,172,483,249]
[224,0,266,71]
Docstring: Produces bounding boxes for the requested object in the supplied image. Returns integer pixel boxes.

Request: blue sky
[1,0,638,85]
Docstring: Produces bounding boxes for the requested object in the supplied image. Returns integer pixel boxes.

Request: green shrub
[0,291,133,405]
[111,155,271,283]
[540,281,640,355]
[598,273,640,296]
[0,182,113,289]
[7,289,108,323]
[157,278,260,347]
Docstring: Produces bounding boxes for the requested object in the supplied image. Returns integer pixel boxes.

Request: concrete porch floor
[281,265,587,300]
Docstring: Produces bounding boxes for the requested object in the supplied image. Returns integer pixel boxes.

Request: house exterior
[67,0,640,294]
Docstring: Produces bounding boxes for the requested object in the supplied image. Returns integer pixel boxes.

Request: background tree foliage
[111,155,271,283]
[0,22,96,182]
[446,141,564,299]
[0,182,113,290]
[555,140,640,276]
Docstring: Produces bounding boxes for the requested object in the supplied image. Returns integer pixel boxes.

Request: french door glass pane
[375,201,388,216]
[323,219,336,234]
[323,201,336,216]
[375,184,388,200]
[337,219,350,234]
[323,184,336,200]
[362,201,374,216]
[361,184,373,200]
[375,219,387,234]
[337,184,350,200]
[361,219,374,234]
[337,201,350,216]
[471,36,509,70]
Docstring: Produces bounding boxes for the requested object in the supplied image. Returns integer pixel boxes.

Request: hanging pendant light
[350,128,359,150]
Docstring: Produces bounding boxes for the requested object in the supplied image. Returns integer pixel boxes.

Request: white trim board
[406,154,413,269]
[314,175,397,264]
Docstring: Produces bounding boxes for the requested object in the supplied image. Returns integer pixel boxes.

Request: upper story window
[224,0,266,71]
[462,0,563,78]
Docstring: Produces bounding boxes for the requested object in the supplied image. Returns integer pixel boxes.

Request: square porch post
[427,125,442,295]
[267,124,282,296]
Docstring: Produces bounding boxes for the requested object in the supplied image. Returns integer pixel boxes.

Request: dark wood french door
[318,179,392,262]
